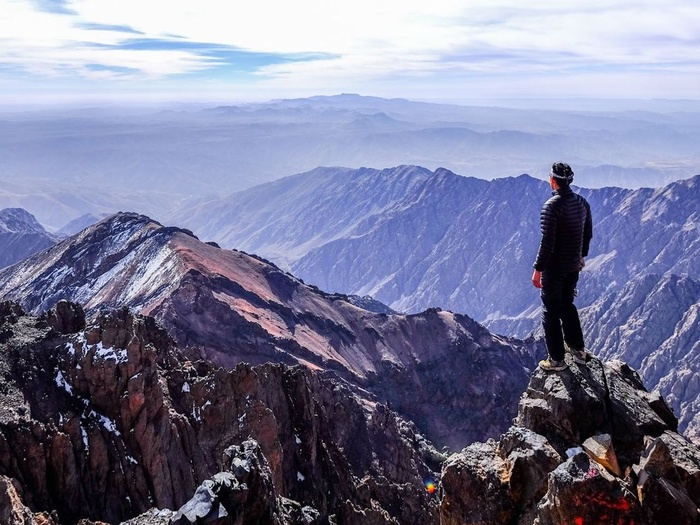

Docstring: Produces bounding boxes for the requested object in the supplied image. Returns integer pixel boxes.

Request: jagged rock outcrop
[440,356,700,524]
[0,208,57,270]
[0,302,441,524]
[0,213,537,450]
[0,475,59,525]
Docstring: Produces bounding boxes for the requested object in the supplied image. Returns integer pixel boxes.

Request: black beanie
[551,162,574,184]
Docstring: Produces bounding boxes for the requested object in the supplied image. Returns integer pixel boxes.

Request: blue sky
[1,0,699,103]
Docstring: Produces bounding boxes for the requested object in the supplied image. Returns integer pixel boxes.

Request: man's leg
[561,271,585,350]
[541,271,566,362]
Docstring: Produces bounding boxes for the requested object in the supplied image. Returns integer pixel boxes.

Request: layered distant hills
[2,94,699,229]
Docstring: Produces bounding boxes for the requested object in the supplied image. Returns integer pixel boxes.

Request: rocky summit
[440,355,700,525]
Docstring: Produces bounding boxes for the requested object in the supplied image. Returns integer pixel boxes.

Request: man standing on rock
[532,162,593,372]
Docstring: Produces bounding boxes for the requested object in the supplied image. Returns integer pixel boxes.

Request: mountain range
[174,166,700,331]
[2,163,699,445]
[170,165,700,442]
[2,94,699,230]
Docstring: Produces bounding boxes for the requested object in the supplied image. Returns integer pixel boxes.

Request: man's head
[550,162,574,189]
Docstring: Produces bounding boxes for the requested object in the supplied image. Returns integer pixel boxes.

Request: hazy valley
[2,95,700,231]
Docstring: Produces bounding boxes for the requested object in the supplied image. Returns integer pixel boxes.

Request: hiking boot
[567,346,589,364]
[538,358,568,372]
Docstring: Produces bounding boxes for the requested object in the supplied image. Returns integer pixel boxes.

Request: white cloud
[0,0,699,99]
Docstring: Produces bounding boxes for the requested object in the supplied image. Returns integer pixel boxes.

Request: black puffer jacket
[534,186,592,272]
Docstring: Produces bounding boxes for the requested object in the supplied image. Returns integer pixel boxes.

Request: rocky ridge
[0,212,538,450]
[0,300,441,524]
[440,355,700,524]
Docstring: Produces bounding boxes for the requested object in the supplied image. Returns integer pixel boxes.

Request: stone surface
[440,441,515,525]
[497,426,561,514]
[43,300,86,335]
[0,304,440,524]
[582,433,622,477]
[0,475,58,525]
[440,356,700,524]
[636,470,699,525]
[536,453,642,525]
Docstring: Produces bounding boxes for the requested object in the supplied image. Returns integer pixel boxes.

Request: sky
[1,0,699,104]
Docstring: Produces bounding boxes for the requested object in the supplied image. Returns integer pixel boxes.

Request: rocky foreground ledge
[1,299,699,525]
[441,356,700,525]
[0,301,441,524]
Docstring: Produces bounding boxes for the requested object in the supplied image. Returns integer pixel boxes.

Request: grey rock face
[440,356,700,525]
[0,303,441,524]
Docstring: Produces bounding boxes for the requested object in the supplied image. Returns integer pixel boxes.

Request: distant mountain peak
[0,207,57,270]
[0,207,49,235]
[57,212,112,237]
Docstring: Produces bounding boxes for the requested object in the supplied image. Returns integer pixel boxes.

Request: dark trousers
[540,270,585,361]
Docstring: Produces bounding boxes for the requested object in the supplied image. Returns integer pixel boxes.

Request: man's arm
[533,199,557,272]
[582,200,593,257]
